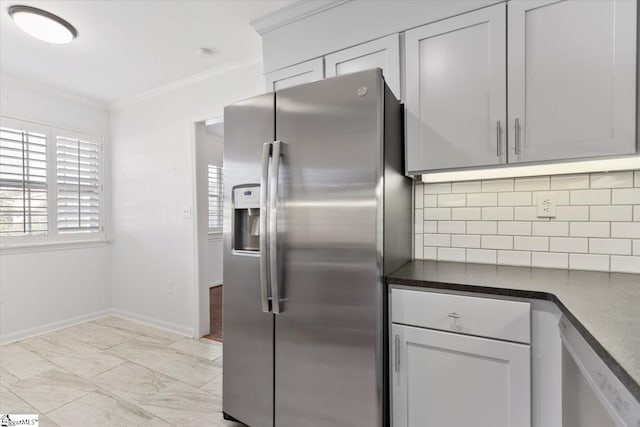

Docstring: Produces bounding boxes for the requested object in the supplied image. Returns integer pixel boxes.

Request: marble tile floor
[0,316,243,427]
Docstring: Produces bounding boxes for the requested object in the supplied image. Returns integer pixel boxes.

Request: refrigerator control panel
[234,186,260,209]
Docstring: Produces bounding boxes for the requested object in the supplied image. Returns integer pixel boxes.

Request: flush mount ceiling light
[8,5,77,44]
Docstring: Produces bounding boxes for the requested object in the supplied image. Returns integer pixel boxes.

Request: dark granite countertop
[387,260,640,400]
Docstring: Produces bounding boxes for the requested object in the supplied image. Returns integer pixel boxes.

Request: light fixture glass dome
[8,5,77,44]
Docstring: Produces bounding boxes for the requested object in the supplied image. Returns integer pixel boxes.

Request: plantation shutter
[0,120,48,236]
[208,165,223,232]
[56,133,101,234]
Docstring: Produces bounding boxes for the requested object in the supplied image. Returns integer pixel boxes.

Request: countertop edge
[385,276,640,402]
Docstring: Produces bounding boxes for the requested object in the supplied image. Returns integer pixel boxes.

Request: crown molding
[109,57,262,111]
[251,0,351,34]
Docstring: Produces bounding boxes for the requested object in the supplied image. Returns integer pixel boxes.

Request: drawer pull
[447,312,460,319]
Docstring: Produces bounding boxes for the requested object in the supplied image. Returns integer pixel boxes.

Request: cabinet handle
[496,120,502,157]
[447,312,460,319]
[394,335,400,372]
[515,118,521,155]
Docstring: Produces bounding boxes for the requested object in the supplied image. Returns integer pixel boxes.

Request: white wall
[109,61,264,336]
[0,74,112,342]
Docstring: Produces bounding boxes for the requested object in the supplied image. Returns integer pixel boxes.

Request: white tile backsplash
[610,256,640,274]
[497,250,531,266]
[424,182,451,194]
[550,174,590,190]
[589,238,631,255]
[438,193,466,207]
[498,222,532,236]
[438,221,466,234]
[438,247,466,262]
[569,222,610,238]
[569,254,610,271]
[549,237,588,253]
[532,252,568,269]
[481,235,513,250]
[514,176,550,191]
[466,249,497,264]
[467,192,497,206]
[590,171,634,189]
[514,236,549,251]
[612,188,640,205]
[482,207,514,221]
[570,189,611,205]
[414,170,640,273]
[611,222,640,239]
[452,181,481,193]
[451,207,481,220]
[424,208,450,220]
[482,178,514,192]
[498,192,532,206]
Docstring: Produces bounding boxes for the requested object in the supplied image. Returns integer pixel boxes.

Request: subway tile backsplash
[414,170,640,274]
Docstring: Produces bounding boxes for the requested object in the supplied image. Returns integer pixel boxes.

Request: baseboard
[110,309,194,338]
[0,307,195,345]
[0,309,112,345]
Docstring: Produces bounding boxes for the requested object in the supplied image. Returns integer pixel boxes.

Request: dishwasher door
[559,317,640,427]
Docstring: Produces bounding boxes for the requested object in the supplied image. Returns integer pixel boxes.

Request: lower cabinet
[390,288,531,427]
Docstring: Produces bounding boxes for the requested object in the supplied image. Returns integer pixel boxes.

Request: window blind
[56,135,101,234]
[208,165,223,231]
[0,126,48,236]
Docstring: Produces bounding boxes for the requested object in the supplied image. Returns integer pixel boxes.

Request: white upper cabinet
[325,34,401,100]
[507,0,637,163]
[405,4,507,172]
[265,58,324,92]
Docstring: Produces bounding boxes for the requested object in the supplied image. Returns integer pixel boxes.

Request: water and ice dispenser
[232,185,260,252]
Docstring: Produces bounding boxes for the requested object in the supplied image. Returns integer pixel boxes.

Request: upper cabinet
[256,0,638,175]
[265,58,324,92]
[405,4,507,172]
[507,0,637,164]
[325,34,401,100]
[406,0,637,173]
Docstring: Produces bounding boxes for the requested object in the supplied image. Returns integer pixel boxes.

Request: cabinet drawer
[391,288,530,344]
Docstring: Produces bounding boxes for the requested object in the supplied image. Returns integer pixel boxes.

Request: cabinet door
[265,58,324,92]
[391,324,531,427]
[405,4,507,173]
[325,34,401,100]
[508,0,637,163]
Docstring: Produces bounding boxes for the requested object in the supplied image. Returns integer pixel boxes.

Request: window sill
[0,239,110,255]
[208,232,223,242]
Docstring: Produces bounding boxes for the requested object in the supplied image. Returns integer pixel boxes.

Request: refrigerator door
[223,93,275,427]
[273,69,386,427]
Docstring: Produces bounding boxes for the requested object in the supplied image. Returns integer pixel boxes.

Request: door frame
[190,113,224,338]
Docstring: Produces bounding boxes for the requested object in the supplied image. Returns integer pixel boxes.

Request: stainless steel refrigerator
[222,69,411,427]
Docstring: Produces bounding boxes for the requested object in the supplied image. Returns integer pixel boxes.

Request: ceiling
[0,0,294,104]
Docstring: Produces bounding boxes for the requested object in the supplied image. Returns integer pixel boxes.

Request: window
[208,164,223,233]
[0,116,104,247]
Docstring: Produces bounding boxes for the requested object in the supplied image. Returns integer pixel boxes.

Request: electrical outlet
[183,207,192,219]
[167,280,174,295]
[537,192,557,218]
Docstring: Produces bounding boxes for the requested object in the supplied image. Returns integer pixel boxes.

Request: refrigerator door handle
[259,142,272,313]
[269,140,283,314]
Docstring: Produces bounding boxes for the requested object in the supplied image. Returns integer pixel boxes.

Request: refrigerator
[222,69,411,427]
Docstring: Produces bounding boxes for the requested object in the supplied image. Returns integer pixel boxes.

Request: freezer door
[223,93,274,427]
[274,69,386,427]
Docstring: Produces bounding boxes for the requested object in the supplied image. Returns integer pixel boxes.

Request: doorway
[194,117,224,339]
